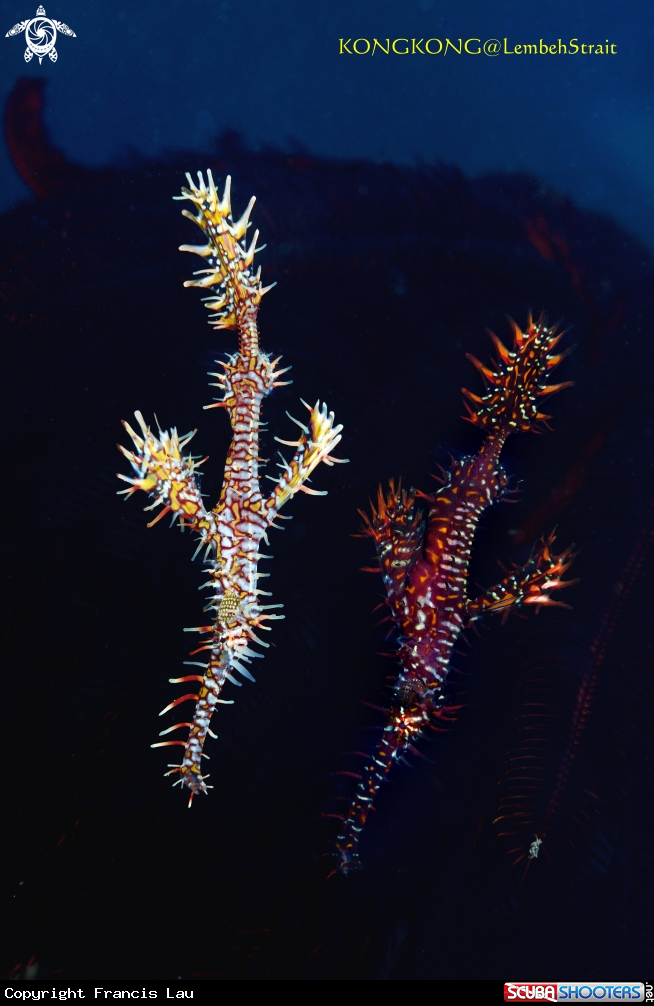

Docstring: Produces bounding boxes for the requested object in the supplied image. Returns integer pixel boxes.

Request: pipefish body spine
[117,171,347,805]
[334,315,576,873]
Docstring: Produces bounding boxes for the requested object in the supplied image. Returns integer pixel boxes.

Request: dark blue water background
[0,0,652,246]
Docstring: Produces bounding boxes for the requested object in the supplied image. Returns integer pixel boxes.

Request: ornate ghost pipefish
[118,171,347,804]
[334,315,576,872]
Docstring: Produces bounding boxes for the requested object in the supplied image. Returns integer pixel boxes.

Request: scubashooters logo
[5,5,76,64]
[503,985,645,1002]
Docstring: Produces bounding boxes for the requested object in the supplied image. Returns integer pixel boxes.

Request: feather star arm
[117,171,347,805]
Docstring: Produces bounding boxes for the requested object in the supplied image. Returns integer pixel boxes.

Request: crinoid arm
[467,532,577,622]
[359,480,425,610]
[461,314,574,437]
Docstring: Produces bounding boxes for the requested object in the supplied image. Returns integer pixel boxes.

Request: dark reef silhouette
[1,79,653,980]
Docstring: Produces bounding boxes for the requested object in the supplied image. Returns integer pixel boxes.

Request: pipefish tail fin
[462,314,574,437]
[176,170,273,350]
